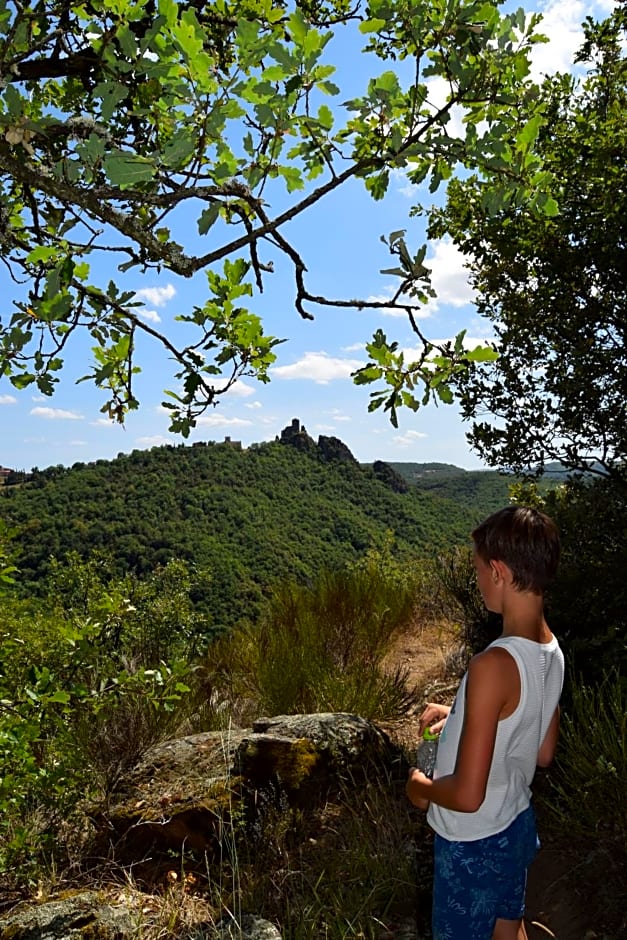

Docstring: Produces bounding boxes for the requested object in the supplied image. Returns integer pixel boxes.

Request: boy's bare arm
[537,706,560,767]
[407,649,513,812]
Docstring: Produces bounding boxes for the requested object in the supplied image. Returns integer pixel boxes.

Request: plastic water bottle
[416,727,439,778]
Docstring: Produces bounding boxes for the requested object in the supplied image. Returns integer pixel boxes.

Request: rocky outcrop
[278,419,316,454]
[214,915,282,939]
[372,460,409,493]
[317,435,357,464]
[278,421,358,465]
[0,891,138,940]
[101,713,405,860]
[1,714,410,940]
[0,892,283,940]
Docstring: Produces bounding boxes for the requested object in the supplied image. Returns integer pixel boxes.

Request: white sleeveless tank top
[427,633,564,841]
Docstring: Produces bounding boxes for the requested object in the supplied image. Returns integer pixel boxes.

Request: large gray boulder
[102,713,405,858]
[0,892,284,940]
[0,891,137,940]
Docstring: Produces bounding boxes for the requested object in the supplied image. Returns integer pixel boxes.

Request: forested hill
[0,432,496,626]
[389,462,513,516]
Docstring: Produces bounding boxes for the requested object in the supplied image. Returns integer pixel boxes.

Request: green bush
[433,547,502,656]
[0,554,215,883]
[227,566,420,721]
[510,478,627,686]
[233,769,427,939]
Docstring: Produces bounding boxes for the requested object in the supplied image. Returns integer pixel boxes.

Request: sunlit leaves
[428,6,627,479]
[0,0,560,433]
[354,326,498,427]
[102,152,156,187]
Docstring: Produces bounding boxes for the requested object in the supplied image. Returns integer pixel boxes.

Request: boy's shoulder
[470,643,517,671]
[466,645,522,718]
[467,645,519,693]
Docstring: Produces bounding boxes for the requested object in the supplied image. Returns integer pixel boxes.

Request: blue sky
[0,0,614,472]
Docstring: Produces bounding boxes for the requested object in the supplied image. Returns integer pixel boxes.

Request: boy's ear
[490,559,509,583]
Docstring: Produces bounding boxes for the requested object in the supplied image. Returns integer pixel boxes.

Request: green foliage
[227,566,419,720]
[431,6,627,483]
[538,672,626,934]
[0,0,556,429]
[535,669,627,937]
[543,672,626,843]
[515,479,627,686]
[0,518,17,586]
[1,438,477,626]
[0,552,212,879]
[392,462,515,517]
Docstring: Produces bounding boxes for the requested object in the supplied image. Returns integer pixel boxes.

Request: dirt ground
[382,619,601,940]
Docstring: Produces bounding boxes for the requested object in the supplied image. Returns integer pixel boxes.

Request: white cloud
[272,351,364,384]
[195,414,253,428]
[0,394,17,405]
[329,408,352,422]
[134,284,176,307]
[529,0,589,80]
[391,168,421,200]
[366,289,430,320]
[209,378,256,399]
[314,423,336,432]
[135,435,172,447]
[139,308,161,324]
[374,237,473,318]
[30,406,83,420]
[69,440,87,447]
[392,430,428,447]
[91,417,119,427]
[427,237,475,309]
[424,77,467,139]
[392,82,467,202]
[367,291,408,319]
[365,288,434,321]
[245,400,263,409]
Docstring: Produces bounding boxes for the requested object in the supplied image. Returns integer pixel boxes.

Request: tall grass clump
[232,768,429,939]
[538,671,626,934]
[541,672,626,846]
[230,566,420,721]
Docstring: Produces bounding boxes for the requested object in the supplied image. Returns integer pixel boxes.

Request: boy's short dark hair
[471,506,560,594]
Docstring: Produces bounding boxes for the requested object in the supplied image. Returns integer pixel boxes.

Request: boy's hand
[406,767,430,810]
[417,702,450,737]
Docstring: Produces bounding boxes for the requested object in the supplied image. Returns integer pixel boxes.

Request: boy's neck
[500,591,552,643]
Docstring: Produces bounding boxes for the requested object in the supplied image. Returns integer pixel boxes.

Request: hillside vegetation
[0,432,625,937]
[1,430,486,627]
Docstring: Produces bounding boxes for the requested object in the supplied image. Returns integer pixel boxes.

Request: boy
[406,506,564,940]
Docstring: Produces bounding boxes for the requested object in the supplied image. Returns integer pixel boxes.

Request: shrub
[0,555,213,884]
[233,768,428,939]
[542,672,626,846]
[509,477,627,686]
[433,547,502,656]
[226,566,420,721]
[538,672,626,935]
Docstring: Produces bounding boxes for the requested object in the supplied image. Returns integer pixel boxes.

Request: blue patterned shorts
[432,804,539,940]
